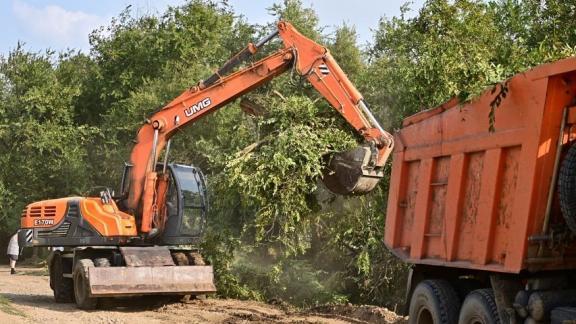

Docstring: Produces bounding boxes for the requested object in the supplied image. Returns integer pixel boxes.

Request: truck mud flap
[87,265,217,296]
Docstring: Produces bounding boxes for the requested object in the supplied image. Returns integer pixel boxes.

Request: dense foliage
[2,0,576,308]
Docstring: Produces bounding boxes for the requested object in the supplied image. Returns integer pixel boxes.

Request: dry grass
[0,294,26,317]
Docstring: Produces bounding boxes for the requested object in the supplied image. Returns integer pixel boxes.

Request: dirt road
[0,266,406,323]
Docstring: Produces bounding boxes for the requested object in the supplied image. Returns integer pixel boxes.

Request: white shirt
[7,233,19,255]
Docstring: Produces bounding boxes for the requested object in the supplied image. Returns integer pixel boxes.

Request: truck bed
[385,57,576,273]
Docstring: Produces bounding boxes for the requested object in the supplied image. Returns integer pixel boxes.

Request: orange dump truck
[385,57,576,323]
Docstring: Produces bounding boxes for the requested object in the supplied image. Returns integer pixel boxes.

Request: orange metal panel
[444,153,466,261]
[410,158,434,259]
[399,161,421,250]
[384,152,408,248]
[457,151,484,263]
[21,198,69,229]
[80,198,137,237]
[385,57,576,273]
[472,148,503,265]
[490,146,521,265]
[403,128,525,162]
[425,156,450,259]
[568,106,576,125]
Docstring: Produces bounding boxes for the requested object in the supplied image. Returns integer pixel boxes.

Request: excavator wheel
[170,252,206,303]
[93,257,111,267]
[187,252,206,266]
[74,259,98,310]
[51,253,74,303]
[322,145,383,195]
[188,252,207,301]
[171,252,189,266]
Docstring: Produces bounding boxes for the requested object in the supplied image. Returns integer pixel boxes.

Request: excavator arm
[125,21,394,233]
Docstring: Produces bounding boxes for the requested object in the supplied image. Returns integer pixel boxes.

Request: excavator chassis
[48,246,216,309]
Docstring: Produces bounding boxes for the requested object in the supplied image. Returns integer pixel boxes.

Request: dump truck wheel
[51,254,74,303]
[458,289,501,324]
[74,259,98,310]
[408,279,460,324]
[454,278,483,301]
[558,144,576,234]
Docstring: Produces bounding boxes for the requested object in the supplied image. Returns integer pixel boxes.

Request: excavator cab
[161,164,208,245]
[120,163,208,245]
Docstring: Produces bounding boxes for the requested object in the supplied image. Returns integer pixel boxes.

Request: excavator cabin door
[120,163,208,245]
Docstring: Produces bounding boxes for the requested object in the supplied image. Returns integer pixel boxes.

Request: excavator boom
[126,21,394,233]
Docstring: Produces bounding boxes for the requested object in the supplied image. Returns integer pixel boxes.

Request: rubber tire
[551,307,576,324]
[74,259,98,310]
[408,279,460,324]
[454,278,483,301]
[171,252,202,302]
[187,252,206,300]
[187,252,205,266]
[51,254,74,303]
[513,290,530,318]
[93,257,111,267]
[172,252,189,266]
[558,144,576,234]
[458,289,501,324]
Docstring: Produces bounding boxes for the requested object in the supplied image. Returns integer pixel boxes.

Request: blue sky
[0,0,424,55]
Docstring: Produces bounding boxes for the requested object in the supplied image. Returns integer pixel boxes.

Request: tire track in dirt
[0,266,406,323]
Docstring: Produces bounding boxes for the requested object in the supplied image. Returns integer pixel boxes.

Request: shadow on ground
[2,292,182,314]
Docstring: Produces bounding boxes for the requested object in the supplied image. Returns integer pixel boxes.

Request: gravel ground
[0,265,406,324]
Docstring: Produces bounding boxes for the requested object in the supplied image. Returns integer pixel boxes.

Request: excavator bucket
[322,145,384,195]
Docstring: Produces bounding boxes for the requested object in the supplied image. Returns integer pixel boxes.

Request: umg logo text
[184,97,212,117]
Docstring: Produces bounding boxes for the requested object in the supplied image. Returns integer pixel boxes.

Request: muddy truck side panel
[386,57,576,273]
[385,57,576,323]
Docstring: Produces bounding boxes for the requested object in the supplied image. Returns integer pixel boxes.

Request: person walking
[7,231,19,275]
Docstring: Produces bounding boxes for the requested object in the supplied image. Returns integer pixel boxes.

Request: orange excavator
[19,21,393,309]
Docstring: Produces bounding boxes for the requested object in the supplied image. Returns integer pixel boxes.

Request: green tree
[268,0,321,41]
[366,0,576,129]
[0,46,99,234]
[328,24,364,82]
[6,0,576,310]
